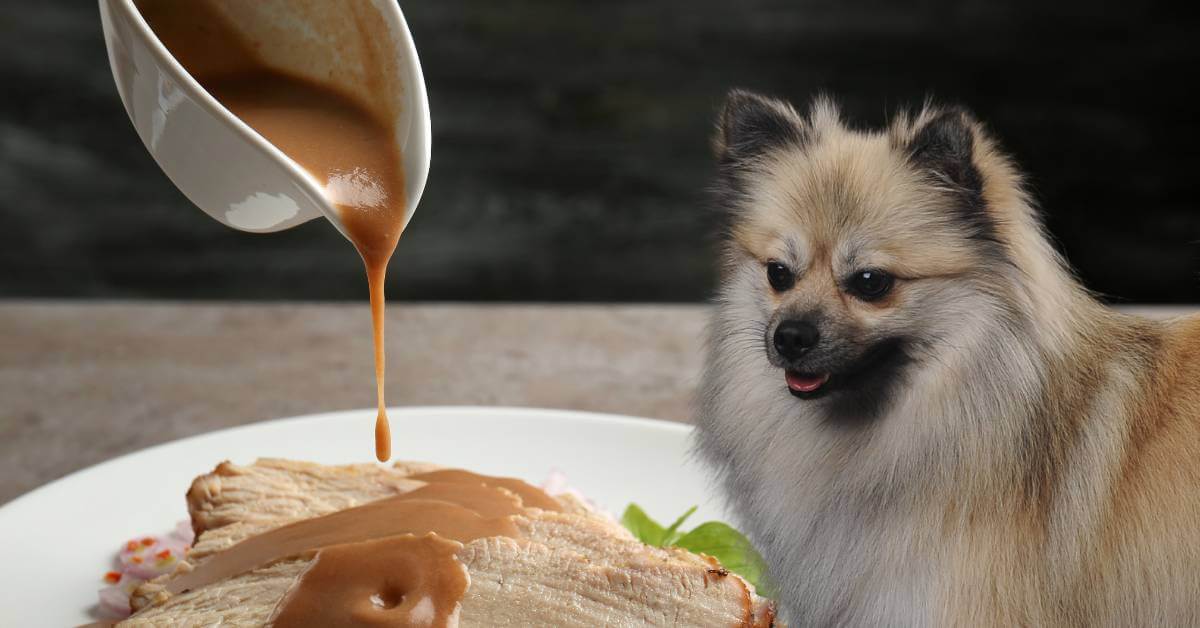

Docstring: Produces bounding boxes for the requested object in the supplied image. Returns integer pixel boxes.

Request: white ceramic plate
[0,406,723,626]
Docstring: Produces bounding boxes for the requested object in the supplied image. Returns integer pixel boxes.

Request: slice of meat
[457,536,763,627]
[127,459,777,627]
[123,559,309,627]
[185,458,433,536]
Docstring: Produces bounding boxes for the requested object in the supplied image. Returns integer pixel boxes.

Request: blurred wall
[1,0,1197,302]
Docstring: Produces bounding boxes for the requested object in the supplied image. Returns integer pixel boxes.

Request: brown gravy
[166,471,559,626]
[270,534,468,627]
[136,0,402,462]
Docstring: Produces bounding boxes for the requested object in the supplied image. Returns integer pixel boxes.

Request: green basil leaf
[620,503,666,546]
[674,521,775,595]
[661,505,698,546]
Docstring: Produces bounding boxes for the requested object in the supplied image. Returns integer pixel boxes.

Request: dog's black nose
[773,320,819,359]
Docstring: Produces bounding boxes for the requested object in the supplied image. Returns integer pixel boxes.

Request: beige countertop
[1,301,1195,505]
[0,301,708,505]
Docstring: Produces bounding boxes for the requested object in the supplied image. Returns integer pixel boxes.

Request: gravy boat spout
[98,0,431,237]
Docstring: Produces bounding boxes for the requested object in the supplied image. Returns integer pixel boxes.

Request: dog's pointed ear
[907,107,984,199]
[714,89,805,163]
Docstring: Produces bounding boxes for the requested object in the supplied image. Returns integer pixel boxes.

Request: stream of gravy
[136,0,402,461]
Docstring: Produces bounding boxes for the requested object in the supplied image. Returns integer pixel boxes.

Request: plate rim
[0,405,694,515]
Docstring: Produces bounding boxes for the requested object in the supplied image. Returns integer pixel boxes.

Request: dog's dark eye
[766,261,795,292]
[847,269,894,301]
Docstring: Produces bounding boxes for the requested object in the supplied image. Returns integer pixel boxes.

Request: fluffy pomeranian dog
[693,90,1200,626]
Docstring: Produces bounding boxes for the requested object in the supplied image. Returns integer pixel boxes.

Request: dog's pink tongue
[786,371,830,393]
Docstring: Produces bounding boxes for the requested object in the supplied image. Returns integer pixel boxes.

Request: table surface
[1,301,1195,506]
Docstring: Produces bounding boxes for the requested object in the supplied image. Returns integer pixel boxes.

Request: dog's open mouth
[780,338,912,403]
[785,371,831,398]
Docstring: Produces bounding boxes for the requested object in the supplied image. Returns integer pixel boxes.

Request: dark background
[2,1,1197,302]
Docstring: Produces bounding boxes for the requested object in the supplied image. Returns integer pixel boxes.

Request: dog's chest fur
[697,371,946,625]
[743,443,943,626]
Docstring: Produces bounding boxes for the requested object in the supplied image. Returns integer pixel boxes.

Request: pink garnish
[99,521,196,618]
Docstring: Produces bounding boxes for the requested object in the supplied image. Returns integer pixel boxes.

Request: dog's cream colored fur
[695,92,1200,625]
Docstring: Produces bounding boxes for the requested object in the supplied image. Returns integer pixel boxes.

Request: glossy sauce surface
[136,0,403,461]
[270,533,468,627]
[166,471,559,627]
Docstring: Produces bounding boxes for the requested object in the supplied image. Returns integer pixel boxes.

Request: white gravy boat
[98,0,431,237]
